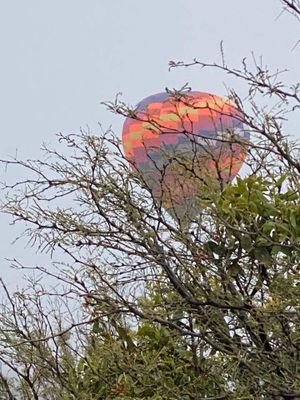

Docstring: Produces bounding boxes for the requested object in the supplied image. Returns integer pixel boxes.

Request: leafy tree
[0,0,300,398]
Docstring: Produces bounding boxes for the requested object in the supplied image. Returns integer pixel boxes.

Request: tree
[0,0,300,398]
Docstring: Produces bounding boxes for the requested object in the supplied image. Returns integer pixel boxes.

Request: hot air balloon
[122,91,249,223]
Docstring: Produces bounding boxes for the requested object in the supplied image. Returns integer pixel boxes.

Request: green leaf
[289,212,297,231]
[137,324,157,340]
[255,237,271,247]
[254,247,272,265]
[262,221,276,235]
[263,203,279,217]
[240,235,252,250]
[205,240,226,256]
[248,201,258,213]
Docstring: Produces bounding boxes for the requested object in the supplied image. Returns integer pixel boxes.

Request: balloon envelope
[122,91,249,222]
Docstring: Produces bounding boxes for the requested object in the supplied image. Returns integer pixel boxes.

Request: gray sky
[0,0,298,286]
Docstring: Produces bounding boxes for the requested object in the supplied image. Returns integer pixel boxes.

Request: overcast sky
[0,0,298,287]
